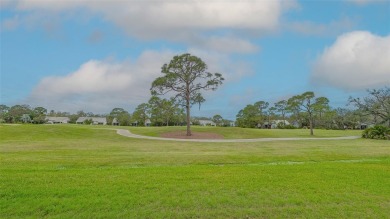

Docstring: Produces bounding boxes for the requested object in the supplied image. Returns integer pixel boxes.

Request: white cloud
[13,0,282,31]
[312,31,390,90]
[29,50,175,112]
[28,50,252,113]
[5,0,298,54]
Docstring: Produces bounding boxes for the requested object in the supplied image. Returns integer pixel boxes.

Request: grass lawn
[127,126,362,139]
[1,124,389,218]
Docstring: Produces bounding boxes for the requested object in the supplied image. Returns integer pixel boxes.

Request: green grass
[128,125,362,138]
[1,124,389,218]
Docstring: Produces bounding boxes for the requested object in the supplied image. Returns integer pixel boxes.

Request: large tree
[8,104,32,123]
[236,104,261,128]
[109,108,131,126]
[287,91,329,135]
[274,100,288,126]
[0,105,10,123]
[148,96,179,126]
[151,53,224,136]
[32,106,48,124]
[349,87,390,127]
[132,103,150,126]
[212,114,223,126]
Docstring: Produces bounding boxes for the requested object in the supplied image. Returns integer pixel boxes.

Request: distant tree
[236,104,261,128]
[274,100,288,126]
[84,118,93,125]
[254,101,269,114]
[9,105,32,123]
[212,114,223,126]
[151,53,224,136]
[69,114,79,124]
[172,106,186,125]
[287,92,329,135]
[148,96,179,126]
[109,108,131,126]
[349,87,390,127]
[86,112,95,117]
[0,104,10,123]
[48,110,55,116]
[313,97,330,128]
[77,110,87,117]
[33,107,47,116]
[20,114,31,123]
[29,107,48,124]
[266,106,277,128]
[0,104,9,114]
[132,103,150,126]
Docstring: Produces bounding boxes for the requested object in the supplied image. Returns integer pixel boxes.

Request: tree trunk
[186,102,191,136]
[309,115,314,136]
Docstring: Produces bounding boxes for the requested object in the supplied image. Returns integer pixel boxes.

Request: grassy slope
[1,125,389,218]
[127,126,362,139]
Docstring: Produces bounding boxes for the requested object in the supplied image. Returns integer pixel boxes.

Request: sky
[1,0,389,119]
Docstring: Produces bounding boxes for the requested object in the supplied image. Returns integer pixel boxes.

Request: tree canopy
[151,53,224,136]
[350,87,390,127]
[287,91,329,135]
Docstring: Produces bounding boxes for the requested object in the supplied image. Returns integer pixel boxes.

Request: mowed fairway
[1,125,389,218]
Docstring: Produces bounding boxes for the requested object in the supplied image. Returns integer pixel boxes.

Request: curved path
[107,128,360,143]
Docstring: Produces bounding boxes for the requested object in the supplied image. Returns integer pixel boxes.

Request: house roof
[46,116,70,122]
[198,120,216,125]
[76,117,107,123]
[273,120,290,125]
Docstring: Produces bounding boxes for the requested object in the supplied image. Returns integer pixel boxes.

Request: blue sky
[1,0,389,119]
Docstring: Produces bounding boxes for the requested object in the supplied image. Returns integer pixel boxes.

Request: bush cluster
[277,123,296,129]
[362,125,390,140]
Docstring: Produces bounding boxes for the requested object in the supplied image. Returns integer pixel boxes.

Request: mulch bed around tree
[160,131,224,139]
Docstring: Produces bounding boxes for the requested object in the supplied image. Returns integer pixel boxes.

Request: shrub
[83,119,93,125]
[362,125,390,140]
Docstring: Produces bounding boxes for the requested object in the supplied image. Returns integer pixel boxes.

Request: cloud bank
[29,50,252,112]
[312,31,390,90]
[2,0,298,54]
[29,51,173,112]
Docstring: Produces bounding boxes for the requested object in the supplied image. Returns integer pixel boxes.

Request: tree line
[235,87,390,135]
[0,95,228,127]
[1,87,388,130]
[1,87,388,131]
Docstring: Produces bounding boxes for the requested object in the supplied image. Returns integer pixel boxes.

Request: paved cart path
[106,128,360,143]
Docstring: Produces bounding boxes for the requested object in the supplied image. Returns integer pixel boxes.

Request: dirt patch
[160,131,224,139]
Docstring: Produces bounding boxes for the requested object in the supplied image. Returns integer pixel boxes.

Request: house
[271,120,290,129]
[112,118,119,126]
[198,119,216,126]
[131,119,151,126]
[260,120,291,129]
[356,122,374,130]
[76,117,107,125]
[46,116,70,124]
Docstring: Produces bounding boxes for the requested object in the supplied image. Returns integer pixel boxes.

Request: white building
[46,116,70,124]
[76,117,107,125]
[198,120,216,126]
